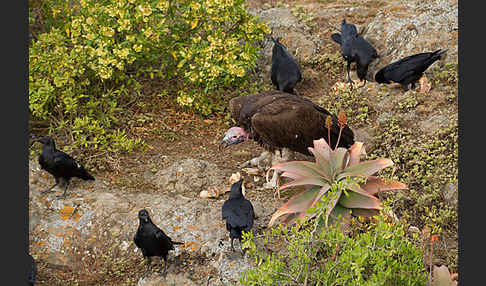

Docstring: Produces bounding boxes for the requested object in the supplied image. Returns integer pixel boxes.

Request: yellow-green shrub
[29,0,270,153]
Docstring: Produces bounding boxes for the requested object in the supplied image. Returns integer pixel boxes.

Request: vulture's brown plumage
[221,90,355,155]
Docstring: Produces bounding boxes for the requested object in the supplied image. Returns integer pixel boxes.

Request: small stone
[409,226,420,233]
[441,182,458,206]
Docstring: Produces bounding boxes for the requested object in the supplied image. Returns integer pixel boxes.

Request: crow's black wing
[133,228,142,249]
[381,53,436,82]
[223,199,254,232]
[242,199,255,232]
[222,200,232,220]
[52,151,81,172]
[331,33,342,45]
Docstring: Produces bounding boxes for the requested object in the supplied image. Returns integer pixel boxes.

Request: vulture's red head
[220,127,249,150]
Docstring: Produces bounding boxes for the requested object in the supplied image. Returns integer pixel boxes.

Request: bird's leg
[142,257,151,279]
[359,79,367,88]
[240,151,271,169]
[402,83,410,91]
[57,179,70,199]
[410,82,417,90]
[41,178,59,194]
[346,61,354,89]
[162,257,168,276]
[231,238,235,252]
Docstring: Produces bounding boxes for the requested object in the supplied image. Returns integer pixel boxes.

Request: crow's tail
[432,49,448,61]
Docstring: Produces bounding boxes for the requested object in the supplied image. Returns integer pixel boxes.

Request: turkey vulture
[331,19,378,87]
[220,90,355,189]
[270,37,302,95]
[375,49,448,91]
[35,136,95,198]
[221,179,255,253]
[220,90,355,154]
[134,209,184,278]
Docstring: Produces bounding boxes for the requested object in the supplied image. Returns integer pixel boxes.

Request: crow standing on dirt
[221,179,255,252]
[134,209,184,278]
[374,49,448,91]
[28,254,36,286]
[270,37,302,95]
[35,136,95,199]
[331,19,378,87]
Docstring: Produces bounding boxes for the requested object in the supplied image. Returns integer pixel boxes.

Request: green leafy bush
[29,0,269,153]
[241,206,428,286]
[318,81,375,126]
[369,118,458,270]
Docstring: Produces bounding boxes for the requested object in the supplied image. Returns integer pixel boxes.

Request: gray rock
[419,114,449,135]
[354,128,375,150]
[441,182,458,206]
[256,7,320,66]
[153,159,227,196]
[376,112,393,125]
[29,157,262,284]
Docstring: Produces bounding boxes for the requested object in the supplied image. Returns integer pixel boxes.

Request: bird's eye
[232,135,237,139]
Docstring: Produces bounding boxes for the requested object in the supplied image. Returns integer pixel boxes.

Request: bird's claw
[264,169,281,198]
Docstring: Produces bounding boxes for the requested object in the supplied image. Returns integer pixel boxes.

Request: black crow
[134,209,184,278]
[35,136,95,198]
[353,35,379,86]
[270,37,302,95]
[331,19,378,87]
[221,179,255,252]
[375,49,448,91]
[28,254,36,286]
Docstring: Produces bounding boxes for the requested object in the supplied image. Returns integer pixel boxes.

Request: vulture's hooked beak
[219,136,245,151]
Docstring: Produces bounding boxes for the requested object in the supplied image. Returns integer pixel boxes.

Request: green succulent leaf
[348,141,366,167]
[337,158,394,180]
[268,186,322,226]
[272,161,329,181]
[338,191,382,210]
[324,189,342,227]
[278,177,329,191]
[269,185,330,226]
[330,147,349,177]
[360,176,408,195]
[308,145,332,180]
[327,204,352,229]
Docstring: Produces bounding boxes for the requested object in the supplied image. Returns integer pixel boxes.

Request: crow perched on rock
[134,209,184,278]
[221,179,255,252]
[35,136,95,198]
[331,19,378,87]
[28,254,36,286]
[270,37,302,95]
[375,49,448,91]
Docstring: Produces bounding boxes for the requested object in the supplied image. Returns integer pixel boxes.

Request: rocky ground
[29,0,458,285]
